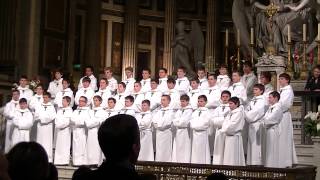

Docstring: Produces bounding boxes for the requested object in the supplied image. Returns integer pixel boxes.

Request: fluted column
[122,0,138,80]
[163,0,176,75]
[205,0,218,72]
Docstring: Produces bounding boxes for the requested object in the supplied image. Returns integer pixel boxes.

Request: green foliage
[304,118,320,137]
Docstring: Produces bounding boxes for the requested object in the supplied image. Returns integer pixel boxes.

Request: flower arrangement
[304,111,320,137]
[29,79,40,91]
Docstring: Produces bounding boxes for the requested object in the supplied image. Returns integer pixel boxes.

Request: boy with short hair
[204,74,221,110]
[29,84,44,111]
[17,76,33,102]
[216,65,230,91]
[165,78,180,110]
[145,79,162,112]
[95,78,112,108]
[78,66,97,91]
[54,79,74,109]
[103,67,118,93]
[131,82,145,111]
[75,77,95,106]
[48,69,63,100]
[119,95,136,116]
[175,66,190,95]
[188,78,202,109]
[141,68,152,93]
[228,71,247,105]
[105,98,119,118]
[123,66,136,94]
[114,82,128,110]
[197,67,208,90]
[158,68,169,93]
[241,61,258,100]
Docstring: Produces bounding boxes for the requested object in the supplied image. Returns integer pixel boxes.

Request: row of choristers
[2,62,297,168]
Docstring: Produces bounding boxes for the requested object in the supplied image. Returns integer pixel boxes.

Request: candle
[318,23,320,41]
[288,25,291,43]
[237,29,240,46]
[225,29,229,47]
[250,28,254,45]
[303,24,307,42]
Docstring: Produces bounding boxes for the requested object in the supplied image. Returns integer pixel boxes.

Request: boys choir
[2,63,297,168]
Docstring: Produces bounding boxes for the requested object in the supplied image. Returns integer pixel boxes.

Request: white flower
[304,112,318,121]
[317,124,320,131]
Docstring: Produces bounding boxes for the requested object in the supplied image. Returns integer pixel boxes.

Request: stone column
[163,0,176,75]
[122,0,139,80]
[83,0,101,73]
[205,0,218,72]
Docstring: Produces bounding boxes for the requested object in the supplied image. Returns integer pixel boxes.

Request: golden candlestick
[237,45,241,70]
[250,43,254,66]
[287,42,293,72]
[300,41,308,80]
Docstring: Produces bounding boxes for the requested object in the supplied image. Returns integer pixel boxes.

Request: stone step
[57,166,76,180]
[296,144,314,155]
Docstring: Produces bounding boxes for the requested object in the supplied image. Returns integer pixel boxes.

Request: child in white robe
[140,68,152,93]
[131,82,145,111]
[164,78,180,110]
[221,97,245,166]
[153,95,174,162]
[190,95,211,164]
[260,72,274,109]
[54,79,74,109]
[78,66,97,91]
[241,61,258,100]
[263,91,283,168]
[86,96,107,165]
[114,82,128,111]
[188,78,202,110]
[11,98,33,147]
[3,90,20,153]
[47,69,63,100]
[105,98,119,119]
[197,67,209,90]
[17,76,33,102]
[245,84,266,165]
[71,96,90,166]
[123,67,136,94]
[174,67,190,95]
[75,77,95,107]
[29,84,44,112]
[34,92,56,162]
[216,65,231,91]
[136,100,154,161]
[211,90,231,165]
[119,96,136,116]
[172,95,192,163]
[145,79,162,112]
[158,68,169,93]
[228,71,247,105]
[204,74,221,111]
[54,96,73,165]
[94,78,112,108]
[103,67,118,94]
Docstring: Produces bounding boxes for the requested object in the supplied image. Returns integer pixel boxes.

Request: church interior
[1,0,320,179]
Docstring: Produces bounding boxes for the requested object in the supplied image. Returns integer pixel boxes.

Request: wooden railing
[294,91,320,144]
[136,161,316,180]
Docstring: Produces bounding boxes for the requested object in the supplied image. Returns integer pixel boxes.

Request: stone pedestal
[311,136,320,180]
[256,54,286,91]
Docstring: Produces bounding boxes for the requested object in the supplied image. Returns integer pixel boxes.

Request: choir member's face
[259,75,268,85]
[243,65,252,74]
[62,80,69,89]
[99,80,108,89]
[232,73,241,83]
[12,91,20,101]
[253,87,262,96]
[142,70,150,80]
[134,83,141,92]
[82,81,90,88]
[141,103,150,112]
[125,70,133,78]
[104,70,112,79]
[19,102,28,109]
[221,93,230,103]
[78,97,87,107]
[228,101,237,110]
[108,100,115,109]
[19,78,28,87]
[197,98,206,107]
[268,95,277,105]
[35,86,43,95]
[118,84,125,93]
[177,69,186,78]
[62,98,69,108]
[208,76,216,86]
[197,70,206,79]
[150,81,158,90]
[55,72,62,80]
[180,99,188,107]
[278,77,288,87]
[167,82,175,89]
[85,68,93,76]
[125,99,133,107]
[190,81,199,90]
[219,67,227,75]
[43,95,50,103]
[93,98,101,107]
[161,96,170,107]
[159,70,167,78]
[313,68,320,78]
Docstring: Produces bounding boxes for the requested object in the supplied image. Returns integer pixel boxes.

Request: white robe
[75,87,95,106]
[11,108,33,147]
[211,103,230,165]
[190,107,211,164]
[131,91,145,111]
[136,111,154,161]
[114,92,128,111]
[245,95,265,165]
[107,77,118,93]
[153,107,174,162]
[48,78,63,99]
[164,89,180,110]
[216,75,230,91]
[78,75,97,91]
[87,107,106,165]
[174,77,190,95]
[119,106,136,116]
[188,89,202,110]
[199,78,209,90]
[54,107,72,165]
[172,106,192,163]
[145,89,162,111]
[204,85,221,110]
[241,72,258,100]
[71,107,90,166]
[279,85,298,167]
[29,94,43,111]
[158,77,168,93]
[227,82,247,105]
[34,102,56,162]
[221,107,245,166]
[54,88,74,109]
[105,108,119,119]
[94,88,112,108]
[141,78,151,93]
[263,83,274,109]
[263,102,283,168]
[3,100,19,153]
[123,77,136,94]
[17,86,33,102]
